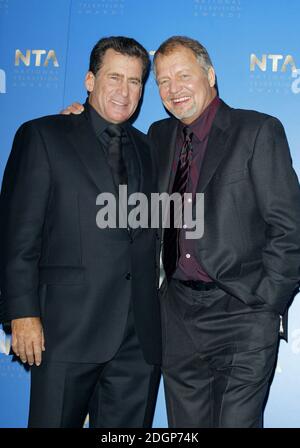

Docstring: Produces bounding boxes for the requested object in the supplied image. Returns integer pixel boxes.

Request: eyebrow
[157,68,191,80]
[108,72,141,82]
[128,77,142,83]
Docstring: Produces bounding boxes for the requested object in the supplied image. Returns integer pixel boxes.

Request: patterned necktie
[105,124,128,187]
[163,126,193,279]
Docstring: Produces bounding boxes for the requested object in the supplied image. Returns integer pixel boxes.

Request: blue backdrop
[0,0,299,428]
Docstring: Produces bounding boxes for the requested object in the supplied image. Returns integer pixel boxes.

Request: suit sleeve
[251,117,300,314]
[0,121,51,322]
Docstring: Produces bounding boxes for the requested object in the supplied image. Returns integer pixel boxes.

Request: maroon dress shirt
[171,96,220,282]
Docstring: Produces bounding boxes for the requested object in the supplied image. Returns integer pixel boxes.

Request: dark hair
[153,35,214,75]
[89,36,150,82]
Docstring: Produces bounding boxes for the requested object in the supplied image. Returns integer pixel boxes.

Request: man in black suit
[0,36,161,428]
[148,35,300,427]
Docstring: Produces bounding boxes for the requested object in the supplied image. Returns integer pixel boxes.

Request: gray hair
[153,35,214,76]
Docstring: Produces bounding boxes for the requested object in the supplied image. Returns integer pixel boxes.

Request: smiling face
[155,46,216,125]
[85,48,143,123]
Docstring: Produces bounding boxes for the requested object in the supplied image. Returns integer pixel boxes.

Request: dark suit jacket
[148,100,300,318]
[0,111,161,365]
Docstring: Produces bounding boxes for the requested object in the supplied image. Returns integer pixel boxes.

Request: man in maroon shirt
[148,36,300,428]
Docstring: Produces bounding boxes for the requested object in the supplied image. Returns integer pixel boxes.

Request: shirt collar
[179,95,221,142]
[85,98,126,137]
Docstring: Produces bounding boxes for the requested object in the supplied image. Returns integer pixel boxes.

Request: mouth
[171,96,191,106]
[111,99,128,107]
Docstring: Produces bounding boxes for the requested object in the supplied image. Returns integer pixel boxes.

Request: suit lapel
[153,103,232,195]
[196,101,232,193]
[125,123,144,195]
[125,124,152,238]
[68,110,117,195]
[155,102,232,240]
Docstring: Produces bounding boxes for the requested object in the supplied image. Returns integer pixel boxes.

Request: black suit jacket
[149,100,300,317]
[0,111,161,365]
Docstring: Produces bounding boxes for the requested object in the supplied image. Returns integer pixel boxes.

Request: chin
[110,110,132,123]
[107,114,124,123]
[180,109,198,122]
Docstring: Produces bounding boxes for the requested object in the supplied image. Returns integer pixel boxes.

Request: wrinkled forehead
[98,49,143,77]
[154,45,197,63]
[154,47,204,77]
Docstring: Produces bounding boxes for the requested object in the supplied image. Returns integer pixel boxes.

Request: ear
[207,67,216,88]
[85,71,95,93]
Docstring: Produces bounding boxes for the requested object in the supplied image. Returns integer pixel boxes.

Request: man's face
[85,49,143,123]
[155,46,216,124]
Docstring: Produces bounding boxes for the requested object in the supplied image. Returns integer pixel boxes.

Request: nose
[120,79,129,97]
[168,78,181,95]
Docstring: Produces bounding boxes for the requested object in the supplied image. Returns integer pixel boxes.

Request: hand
[11,317,45,366]
[60,102,84,115]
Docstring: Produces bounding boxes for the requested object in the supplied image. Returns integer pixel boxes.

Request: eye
[129,79,141,86]
[109,75,119,81]
[158,79,169,87]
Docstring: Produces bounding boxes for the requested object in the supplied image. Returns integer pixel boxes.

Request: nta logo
[15,49,59,67]
[250,54,298,73]
[0,69,6,93]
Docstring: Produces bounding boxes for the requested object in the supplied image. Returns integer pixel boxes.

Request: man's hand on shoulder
[11,317,45,366]
[60,102,84,115]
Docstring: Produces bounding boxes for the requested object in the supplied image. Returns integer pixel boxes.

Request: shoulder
[18,113,80,135]
[11,114,87,156]
[233,108,277,124]
[147,117,177,148]
[213,101,287,143]
[225,102,283,132]
[148,117,176,135]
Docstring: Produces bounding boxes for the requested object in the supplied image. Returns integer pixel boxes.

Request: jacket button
[125,273,131,280]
